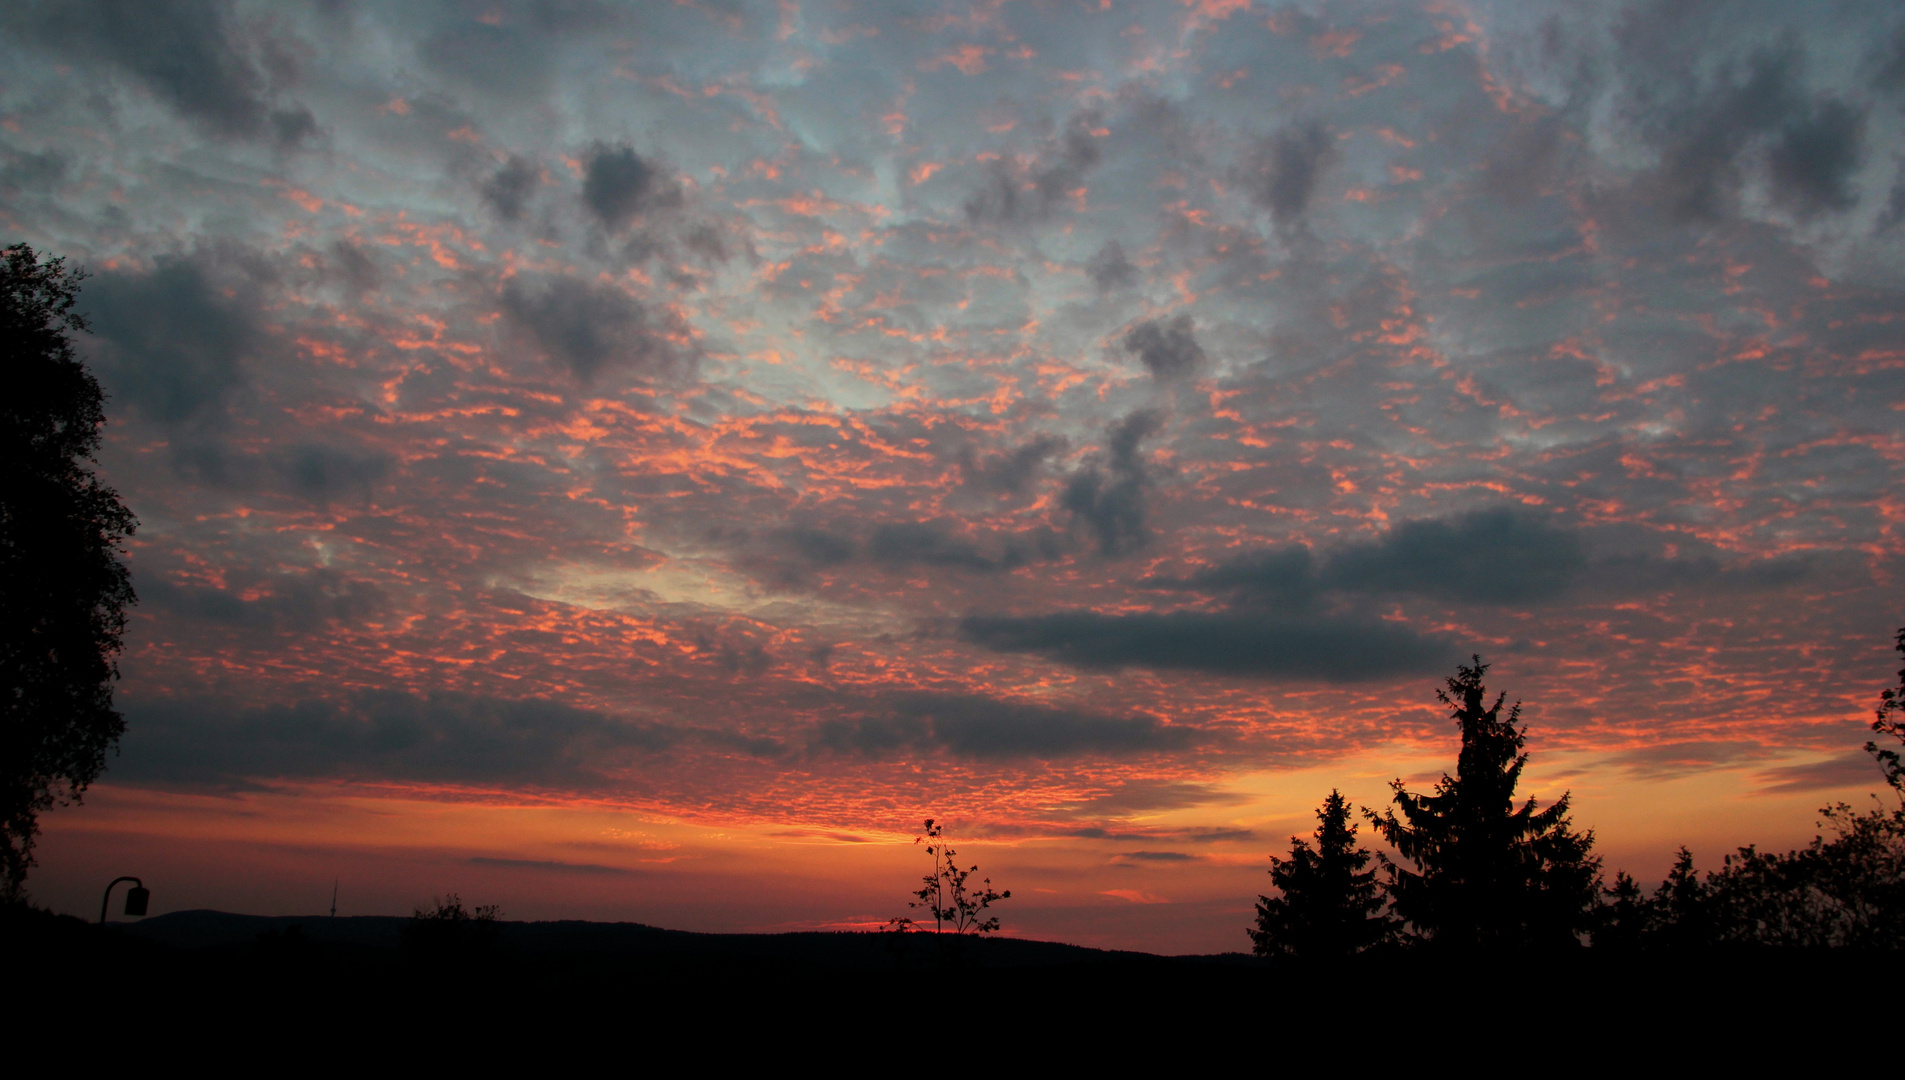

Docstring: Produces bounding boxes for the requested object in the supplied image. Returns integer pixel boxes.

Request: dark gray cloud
[326,241,380,294]
[83,253,260,427]
[1062,410,1163,556]
[467,856,642,876]
[866,521,1018,572]
[501,274,693,383]
[269,105,318,149]
[1086,240,1137,290]
[1180,546,1318,607]
[1766,99,1866,216]
[1751,752,1888,795]
[1321,507,1586,603]
[1620,34,1807,220]
[959,434,1066,496]
[964,110,1104,224]
[960,610,1458,682]
[812,692,1199,760]
[112,689,679,787]
[1878,25,1905,93]
[25,0,280,139]
[1121,314,1205,382]
[269,442,391,503]
[1242,121,1336,222]
[1479,115,1567,203]
[140,567,388,632]
[1879,176,1905,232]
[1179,510,1816,609]
[695,632,774,678]
[1063,824,1257,843]
[481,155,541,222]
[0,144,68,192]
[581,142,680,231]
[773,526,857,569]
[1601,740,1772,781]
[415,10,579,99]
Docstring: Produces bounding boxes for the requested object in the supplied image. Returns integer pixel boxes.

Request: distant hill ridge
[123,909,1237,969]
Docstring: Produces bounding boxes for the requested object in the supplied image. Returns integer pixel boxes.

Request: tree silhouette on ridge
[1,244,137,901]
[1249,789,1394,958]
[1368,656,1601,950]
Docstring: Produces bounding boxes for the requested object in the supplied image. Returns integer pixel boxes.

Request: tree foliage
[402,894,504,961]
[1598,815,1905,951]
[1368,656,1601,950]
[892,819,1010,937]
[1249,789,1394,958]
[1868,624,1905,798]
[1598,628,1905,951]
[0,243,137,901]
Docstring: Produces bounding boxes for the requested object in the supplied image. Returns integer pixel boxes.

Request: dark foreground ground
[6,904,1893,1059]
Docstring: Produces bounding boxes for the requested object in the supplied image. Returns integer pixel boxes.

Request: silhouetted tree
[1606,629,1905,951]
[1,244,136,901]
[1631,832,1902,950]
[1594,870,1649,951]
[1369,657,1601,950]
[1868,623,1905,799]
[402,894,503,961]
[1249,789,1394,958]
[891,819,1010,937]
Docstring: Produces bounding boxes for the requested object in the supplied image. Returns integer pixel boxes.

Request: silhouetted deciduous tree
[1608,630,1905,950]
[1868,624,1905,798]
[1,244,137,902]
[1249,789,1394,958]
[1369,656,1601,951]
[891,819,1010,938]
[402,894,504,962]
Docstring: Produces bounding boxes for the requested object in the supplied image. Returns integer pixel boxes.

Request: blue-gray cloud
[482,155,542,222]
[1063,411,1164,557]
[960,610,1458,683]
[581,141,681,231]
[1122,315,1205,382]
[1242,120,1336,223]
[813,692,1201,760]
[501,274,694,383]
[112,690,682,788]
[20,0,310,142]
[83,252,260,427]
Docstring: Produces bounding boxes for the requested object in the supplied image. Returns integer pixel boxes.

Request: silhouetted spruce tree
[1369,657,1601,951]
[1,244,136,901]
[1249,789,1393,958]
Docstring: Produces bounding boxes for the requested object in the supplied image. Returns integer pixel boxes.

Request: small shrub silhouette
[889,819,1010,964]
[402,894,503,963]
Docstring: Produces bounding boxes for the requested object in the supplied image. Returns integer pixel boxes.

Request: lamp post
[99,876,149,925]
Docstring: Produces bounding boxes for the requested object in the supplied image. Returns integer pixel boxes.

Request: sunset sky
[7,0,1905,953]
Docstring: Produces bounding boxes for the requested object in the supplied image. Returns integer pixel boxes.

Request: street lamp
[99,876,149,925]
